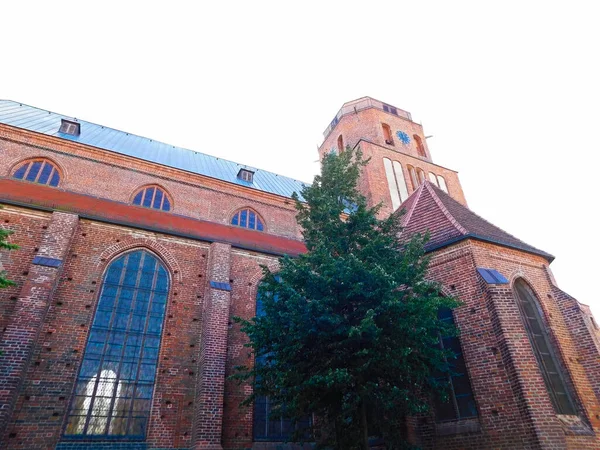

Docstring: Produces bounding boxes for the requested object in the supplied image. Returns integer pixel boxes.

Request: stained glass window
[12,159,60,187]
[132,186,171,212]
[65,250,169,438]
[513,279,577,415]
[231,208,264,231]
[434,308,478,422]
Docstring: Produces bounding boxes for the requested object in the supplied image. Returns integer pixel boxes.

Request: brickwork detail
[193,243,232,449]
[0,212,79,439]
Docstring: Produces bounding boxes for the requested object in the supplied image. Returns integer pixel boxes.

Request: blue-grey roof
[0,100,308,199]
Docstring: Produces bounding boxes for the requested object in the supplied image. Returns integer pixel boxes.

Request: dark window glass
[434,308,477,422]
[132,187,171,212]
[26,161,42,181]
[254,281,310,441]
[65,250,169,438]
[231,208,264,231]
[513,279,577,415]
[38,162,53,184]
[13,162,29,179]
[12,160,60,187]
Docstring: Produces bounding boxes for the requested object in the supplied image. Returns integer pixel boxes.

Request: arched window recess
[231,207,265,231]
[12,158,61,187]
[132,185,172,212]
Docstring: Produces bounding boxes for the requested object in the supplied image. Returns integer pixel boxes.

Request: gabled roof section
[0,100,308,200]
[399,181,554,261]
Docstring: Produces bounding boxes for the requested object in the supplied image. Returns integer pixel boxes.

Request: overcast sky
[2,2,599,316]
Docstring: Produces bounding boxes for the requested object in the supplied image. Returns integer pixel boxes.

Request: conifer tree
[235,148,459,449]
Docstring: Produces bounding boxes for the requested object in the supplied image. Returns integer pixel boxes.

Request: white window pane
[383,158,401,211]
[392,161,409,203]
[428,172,438,185]
[437,176,448,193]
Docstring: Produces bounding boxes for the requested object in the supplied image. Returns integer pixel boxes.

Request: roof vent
[237,169,254,183]
[59,119,80,136]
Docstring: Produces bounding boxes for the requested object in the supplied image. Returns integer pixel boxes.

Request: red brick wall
[0,125,302,240]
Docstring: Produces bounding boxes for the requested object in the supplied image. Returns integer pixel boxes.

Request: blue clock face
[396,131,410,145]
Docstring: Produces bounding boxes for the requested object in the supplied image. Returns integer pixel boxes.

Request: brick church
[0,97,599,449]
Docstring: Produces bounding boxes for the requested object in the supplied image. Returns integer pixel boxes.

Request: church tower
[318,97,467,216]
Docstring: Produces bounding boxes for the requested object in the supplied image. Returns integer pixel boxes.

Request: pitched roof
[400,181,554,261]
[0,100,308,199]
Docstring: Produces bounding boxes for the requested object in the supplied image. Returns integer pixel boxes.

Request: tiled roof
[399,181,554,261]
[0,100,308,200]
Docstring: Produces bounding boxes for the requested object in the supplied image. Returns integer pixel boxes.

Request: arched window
[437,175,448,193]
[513,279,577,415]
[434,308,478,421]
[254,280,310,441]
[132,186,171,212]
[12,158,60,187]
[382,123,394,145]
[383,158,409,211]
[337,135,344,153]
[407,165,418,191]
[414,135,426,157]
[65,250,169,438]
[231,208,264,231]
[417,168,426,184]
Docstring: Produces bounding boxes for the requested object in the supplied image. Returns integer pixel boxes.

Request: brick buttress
[0,212,79,440]
[193,242,232,450]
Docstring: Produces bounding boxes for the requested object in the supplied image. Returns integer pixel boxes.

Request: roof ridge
[400,182,425,227]
[423,182,469,235]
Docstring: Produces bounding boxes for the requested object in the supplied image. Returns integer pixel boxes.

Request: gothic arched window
[337,135,344,153]
[414,134,426,157]
[12,158,61,187]
[65,250,169,438]
[434,308,478,421]
[231,208,264,231]
[513,279,577,415]
[132,186,171,212]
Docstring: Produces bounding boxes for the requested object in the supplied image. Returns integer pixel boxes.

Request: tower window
[382,104,398,116]
[231,208,264,231]
[12,158,61,187]
[132,186,171,212]
[414,135,426,157]
[337,135,344,153]
[417,168,426,184]
[65,250,169,438]
[407,165,418,191]
[382,123,394,146]
[238,169,254,183]
[434,308,478,422]
[383,158,409,211]
[59,119,81,136]
[513,279,577,415]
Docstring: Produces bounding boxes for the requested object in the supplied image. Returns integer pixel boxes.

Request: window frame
[63,249,170,441]
[230,207,265,232]
[433,308,478,423]
[11,158,62,187]
[131,185,172,212]
[512,278,578,415]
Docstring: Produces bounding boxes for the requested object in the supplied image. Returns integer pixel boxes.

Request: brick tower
[318,97,466,216]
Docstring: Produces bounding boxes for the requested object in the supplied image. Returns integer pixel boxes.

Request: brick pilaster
[0,211,78,439]
[193,242,232,450]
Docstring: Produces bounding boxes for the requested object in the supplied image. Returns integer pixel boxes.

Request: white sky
[2,2,599,316]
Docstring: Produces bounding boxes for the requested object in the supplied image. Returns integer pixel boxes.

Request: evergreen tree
[234,148,459,449]
[0,212,17,288]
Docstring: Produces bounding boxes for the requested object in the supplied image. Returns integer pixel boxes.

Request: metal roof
[0,100,308,200]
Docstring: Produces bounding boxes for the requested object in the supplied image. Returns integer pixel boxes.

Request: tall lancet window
[65,250,169,438]
[513,279,577,415]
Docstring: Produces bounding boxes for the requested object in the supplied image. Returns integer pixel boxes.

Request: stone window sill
[435,417,481,436]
